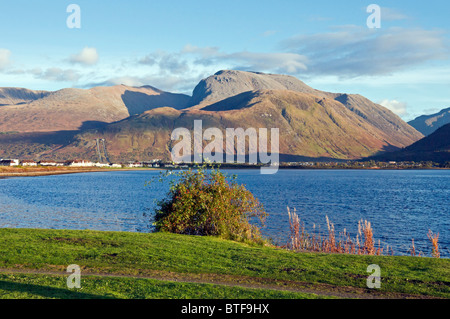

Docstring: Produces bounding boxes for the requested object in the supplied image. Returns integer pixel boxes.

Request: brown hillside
[0,85,190,133]
[0,70,423,162]
[62,89,422,162]
[0,87,49,105]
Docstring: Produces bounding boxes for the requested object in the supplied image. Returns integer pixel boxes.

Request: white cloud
[0,49,11,70]
[32,68,81,82]
[226,51,308,74]
[180,45,308,74]
[139,51,190,75]
[379,99,408,116]
[137,46,308,78]
[281,26,449,77]
[69,47,99,66]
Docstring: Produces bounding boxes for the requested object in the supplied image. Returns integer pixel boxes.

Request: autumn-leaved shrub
[151,165,267,244]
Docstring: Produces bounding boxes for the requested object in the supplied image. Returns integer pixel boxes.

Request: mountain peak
[191,69,321,106]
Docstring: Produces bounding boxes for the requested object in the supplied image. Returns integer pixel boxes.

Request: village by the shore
[0,158,164,169]
[1,157,448,170]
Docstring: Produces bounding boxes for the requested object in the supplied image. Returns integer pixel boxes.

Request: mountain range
[0,85,190,132]
[0,70,427,162]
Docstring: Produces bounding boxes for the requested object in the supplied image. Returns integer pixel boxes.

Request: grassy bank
[0,166,158,177]
[0,228,449,299]
[0,273,330,299]
[0,166,108,177]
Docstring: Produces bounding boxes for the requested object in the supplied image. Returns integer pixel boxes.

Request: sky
[0,0,449,121]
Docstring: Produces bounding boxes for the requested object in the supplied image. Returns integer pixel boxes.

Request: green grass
[0,273,329,299]
[0,228,449,299]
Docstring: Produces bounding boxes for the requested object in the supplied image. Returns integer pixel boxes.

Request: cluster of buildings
[0,158,164,168]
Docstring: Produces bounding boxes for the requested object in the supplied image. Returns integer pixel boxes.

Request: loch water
[1,169,449,257]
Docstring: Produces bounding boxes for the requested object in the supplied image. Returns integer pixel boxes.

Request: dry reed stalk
[325,215,337,253]
[350,241,356,255]
[312,224,319,252]
[287,207,300,250]
[341,229,351,254]
[359,219,375,255]
[285,208,390,257]
[317,224,322,251]
[410,238,416,257]
[427,230,440,258]
[376,239,384,256]
[357,222,363,255]
[288,207,312,251]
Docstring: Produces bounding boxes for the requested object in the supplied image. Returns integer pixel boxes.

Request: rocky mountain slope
[408,107,450,136]
[189,70,326,106]
[0,87,50,105]
[61,70,422,162]
[0,70,424,162]
[0,85,190,132]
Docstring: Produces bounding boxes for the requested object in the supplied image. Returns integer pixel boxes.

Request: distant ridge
[369,123,450,163]
[408,107,450,136]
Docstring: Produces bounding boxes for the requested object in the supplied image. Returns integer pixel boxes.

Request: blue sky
[1,0,449,121]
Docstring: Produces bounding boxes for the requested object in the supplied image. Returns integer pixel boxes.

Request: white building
[127,162,143,168]
[39,160,58,166]
[21,160,38,166]
[94,162,111,167]
[0,159,19,166]
[68,160,94,167]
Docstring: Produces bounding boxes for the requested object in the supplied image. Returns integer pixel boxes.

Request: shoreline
[1,166,448,178]
[0,167,160,178]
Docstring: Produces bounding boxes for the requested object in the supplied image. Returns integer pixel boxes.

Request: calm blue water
[0,169,449,257]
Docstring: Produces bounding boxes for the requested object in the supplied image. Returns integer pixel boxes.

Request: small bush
[151,165,267,244]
